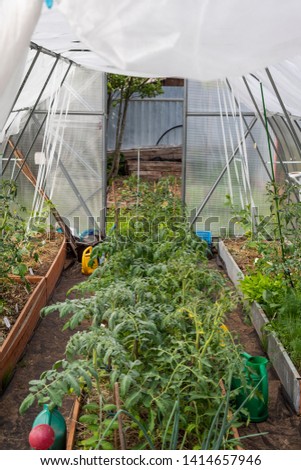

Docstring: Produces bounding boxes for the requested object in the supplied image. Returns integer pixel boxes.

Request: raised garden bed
[0,236,67,392]
[218,240,301,414]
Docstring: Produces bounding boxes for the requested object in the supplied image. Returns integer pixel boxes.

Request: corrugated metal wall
[107,86,183,150]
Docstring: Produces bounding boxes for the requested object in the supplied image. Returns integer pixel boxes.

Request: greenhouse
[2,0,301,456]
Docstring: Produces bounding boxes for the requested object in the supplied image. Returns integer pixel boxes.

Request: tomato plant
[20,178,245,450]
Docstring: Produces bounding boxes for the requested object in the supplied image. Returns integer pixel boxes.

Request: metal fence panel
[107,86,183,150]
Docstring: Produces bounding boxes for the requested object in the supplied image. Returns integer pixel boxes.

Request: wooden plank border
[218,240,301,414]
[0,277,47,391]
[0,238,67,392]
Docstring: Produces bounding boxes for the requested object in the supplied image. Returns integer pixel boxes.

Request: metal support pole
[3,56,60,174]
[33,110,104,116]
[30,41,71,64]
[101,73,108,239]
[65,185,103,218]
[242,76,296,185]
[270,116,299,173]
[225,78,272,180]
[187,111,255,117]
[8,48,41,116]
[189,117,258,227]
[13,62,73,181]
[266,67,301,157]
[54,157,99,225]
[181,79,188,206]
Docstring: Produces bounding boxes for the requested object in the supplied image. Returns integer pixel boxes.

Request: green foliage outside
[107,74,163,180]
[20,177,249,450]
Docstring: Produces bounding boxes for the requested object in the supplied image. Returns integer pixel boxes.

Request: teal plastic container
[32,405,67,450]
[232,352,269,423]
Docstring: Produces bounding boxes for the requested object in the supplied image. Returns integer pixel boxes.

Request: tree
[107,74,163,180]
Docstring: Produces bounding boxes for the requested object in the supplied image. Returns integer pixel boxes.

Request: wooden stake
[8,140,77,256]
[114,382,126,450]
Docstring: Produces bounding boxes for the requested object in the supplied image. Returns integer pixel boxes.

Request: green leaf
[80,435,99,447]
[77,367,93,390]
[99,440,114,450]
[103,404,117,412]
[120,374,132,397]
[79,414,98,424]
[37,396,50,405]
[125,390,142,409]
[17,263,28,277]
[47,388,63,407]
[66,373,81,395]
[19,393,35,415]
[52,360,64,370]
[83,402,99,411]
[29,379,45,386]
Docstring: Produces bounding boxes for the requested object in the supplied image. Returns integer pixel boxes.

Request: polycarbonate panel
[187,80,250,114]
[44,114,104,233]
[12,53,67,113]
[2,62,106,236]
[36,66,105,114]
[185,80,273,237]
[2,115,46,184]
[270,116,301,177]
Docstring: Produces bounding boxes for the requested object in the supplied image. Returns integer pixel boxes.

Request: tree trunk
[108,91,131,180]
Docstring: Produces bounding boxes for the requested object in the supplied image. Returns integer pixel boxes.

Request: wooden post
[114,382,126,450]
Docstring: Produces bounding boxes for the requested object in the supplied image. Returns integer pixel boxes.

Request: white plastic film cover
[55,0,301,81]
[0,0,42,130]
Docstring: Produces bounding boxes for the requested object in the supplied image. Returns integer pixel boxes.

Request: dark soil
[1,233,65,339]
[1,254,301,450]
[223,237,260,274]
[0,282,31,340]
[21,233,65,277]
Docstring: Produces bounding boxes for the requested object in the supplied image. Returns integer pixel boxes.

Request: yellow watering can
[81,246,98,275]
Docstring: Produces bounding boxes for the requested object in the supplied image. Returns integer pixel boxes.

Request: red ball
[29,424,55,450]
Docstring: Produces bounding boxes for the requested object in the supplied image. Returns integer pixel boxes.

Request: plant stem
[260,82,294,288]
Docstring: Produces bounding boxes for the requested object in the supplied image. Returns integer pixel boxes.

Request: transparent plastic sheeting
[3,67,106,235]
[0,52,69,143]
[52,0,301,81]
[0,0,42,131]
[3,0,301,129]
[185,81,275,237]
[229,56,301,118]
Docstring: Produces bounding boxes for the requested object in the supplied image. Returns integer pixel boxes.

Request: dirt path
[0,260,86,450]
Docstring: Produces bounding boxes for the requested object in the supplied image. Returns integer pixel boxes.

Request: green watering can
[232,352,269,423]
[30,405,66,450]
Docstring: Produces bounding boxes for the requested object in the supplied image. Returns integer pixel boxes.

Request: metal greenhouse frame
[1,42,107,249]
